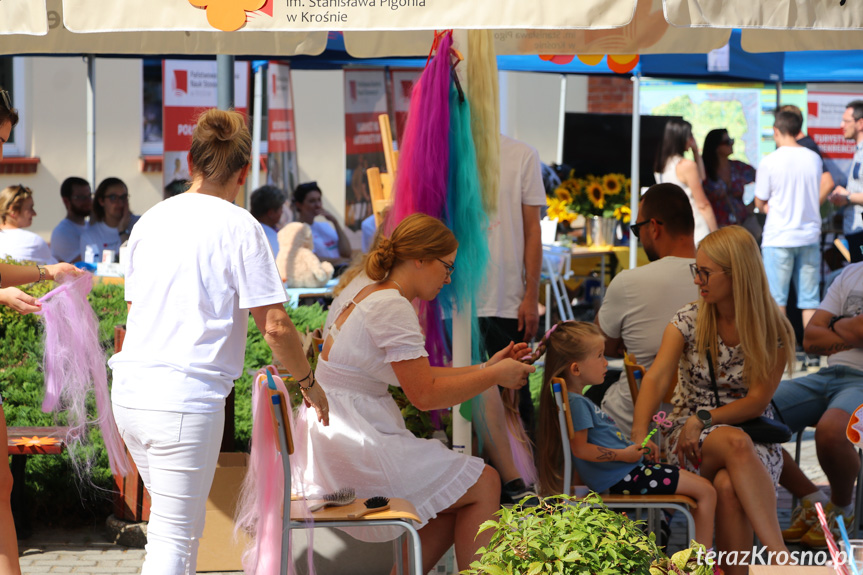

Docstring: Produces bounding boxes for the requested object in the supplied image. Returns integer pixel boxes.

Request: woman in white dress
[295,213,535,573]
[0,185,56,265]
[654,119,718,245]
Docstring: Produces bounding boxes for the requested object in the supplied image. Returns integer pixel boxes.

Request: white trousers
[113,403,224,575]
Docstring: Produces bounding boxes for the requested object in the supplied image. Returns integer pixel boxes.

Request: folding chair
[542,244,575,331]
[264,375,423,575]
[552,379,697,544]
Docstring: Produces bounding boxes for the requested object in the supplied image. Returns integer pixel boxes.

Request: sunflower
[602,174,623,197]
[614,205,631,224]
[586,180,605,209]
[546,197,566,221]
[554,185,573,203]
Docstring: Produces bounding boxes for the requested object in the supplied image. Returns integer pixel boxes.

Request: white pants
[113,404,224,575]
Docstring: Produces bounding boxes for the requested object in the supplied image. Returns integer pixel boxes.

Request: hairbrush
[347,496,390,519]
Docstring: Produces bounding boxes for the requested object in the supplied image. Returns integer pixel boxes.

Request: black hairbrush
[348,496,390,518]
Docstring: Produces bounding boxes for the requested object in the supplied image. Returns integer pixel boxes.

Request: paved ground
[15,357,858,574]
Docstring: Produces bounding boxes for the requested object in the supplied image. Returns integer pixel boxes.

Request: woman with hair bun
[295,212,535,573]
[109,109,328,575]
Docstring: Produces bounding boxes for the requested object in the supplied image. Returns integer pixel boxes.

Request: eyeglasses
[630,218,662,239]
[689,263,725,285]
[721,137,735,145]
[104,193,130,202]
[70,193,93,202]
[436,258,455,277]
[0,90,11,112]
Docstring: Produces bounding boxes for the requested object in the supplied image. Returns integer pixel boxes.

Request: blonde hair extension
[467,30,500,215]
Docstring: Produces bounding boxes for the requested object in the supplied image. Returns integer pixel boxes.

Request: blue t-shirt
[568,392,642,493]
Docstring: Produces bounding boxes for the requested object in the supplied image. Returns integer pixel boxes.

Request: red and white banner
[266,61,300,197]
[162,59,249,188]
[389,69,421,147]
[808,92,862,160]
[343,69,388,231]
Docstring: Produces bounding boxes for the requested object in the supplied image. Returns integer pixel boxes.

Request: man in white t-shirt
[597,183,698,434]
[773,260,863,547]
[50,176,91,263]
[250,184,286,258]
[755,108,824,328]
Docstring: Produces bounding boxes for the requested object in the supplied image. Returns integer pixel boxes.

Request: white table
[284,278,338,307]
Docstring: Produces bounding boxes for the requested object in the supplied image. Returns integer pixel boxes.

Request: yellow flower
[614,205,631,224]
[586,181,605,209]
[602,174,622,197]
[554,186,573,203]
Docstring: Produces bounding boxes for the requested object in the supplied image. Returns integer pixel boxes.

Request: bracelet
[36,265,46,283]
[480,362,487,370]
[296,367,315,390]
[828,315,847,333]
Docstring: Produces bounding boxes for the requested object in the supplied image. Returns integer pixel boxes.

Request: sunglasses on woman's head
[0,90,11,112]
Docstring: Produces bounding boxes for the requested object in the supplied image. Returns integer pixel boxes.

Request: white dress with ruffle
[293,288,485,541]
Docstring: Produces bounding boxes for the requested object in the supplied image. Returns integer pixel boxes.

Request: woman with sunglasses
[0,86,81,575]
[702,129,756,228]
[295,212,535,574]
[632,226,795,575]
[0,185,56,265]
[79,177,140,263]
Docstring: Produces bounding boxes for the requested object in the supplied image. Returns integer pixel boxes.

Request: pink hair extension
[235,366,314,575]
[36,274,129,477]
[503,389,538,486]
[388,31,454,232]
[467,29,500,214]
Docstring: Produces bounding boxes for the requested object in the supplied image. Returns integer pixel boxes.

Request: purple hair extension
[235,367,314,575]
[388,31,454,232]
[36,274,129,477]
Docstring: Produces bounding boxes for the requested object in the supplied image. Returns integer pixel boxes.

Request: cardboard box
[196,452,252,572]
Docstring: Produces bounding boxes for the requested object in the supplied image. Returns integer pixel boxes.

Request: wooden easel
[366,114,398,227]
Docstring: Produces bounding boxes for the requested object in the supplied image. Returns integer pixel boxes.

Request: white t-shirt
[818,261,863,370]
[755,146,823,248]
[109,193,287,413]
[51,219,87,262]
[598,256,697,433]
[311,220,340,260]
[0,228,57,265]
[475,135,546,319]
[80,217,141,262]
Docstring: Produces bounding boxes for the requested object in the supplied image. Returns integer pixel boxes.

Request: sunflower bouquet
[547,172,632,224]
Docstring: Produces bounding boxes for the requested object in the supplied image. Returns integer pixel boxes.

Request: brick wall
[587,76,633,114]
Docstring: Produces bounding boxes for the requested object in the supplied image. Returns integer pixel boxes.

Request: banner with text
[162,59,249,189]
[266,61,300,210]
[808,91,863,186]
[344,69,387,232]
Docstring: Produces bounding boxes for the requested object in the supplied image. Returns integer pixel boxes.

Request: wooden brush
[348,496,390,519]
[308,487,356,512]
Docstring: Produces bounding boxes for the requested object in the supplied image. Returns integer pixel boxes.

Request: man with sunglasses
[596,184,697,435]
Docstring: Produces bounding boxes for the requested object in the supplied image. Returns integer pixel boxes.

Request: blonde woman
[632,226,794,575]
[0,185,56,265]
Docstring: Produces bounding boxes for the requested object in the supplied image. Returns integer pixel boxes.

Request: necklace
[390,279,405,297]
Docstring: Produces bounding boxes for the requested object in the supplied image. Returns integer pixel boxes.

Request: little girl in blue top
[533,321,717,547]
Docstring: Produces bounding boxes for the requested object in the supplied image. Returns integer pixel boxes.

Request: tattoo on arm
[807,342,852,356]
[597,447,617,461]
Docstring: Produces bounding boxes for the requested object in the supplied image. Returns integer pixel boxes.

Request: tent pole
[776,81,782,107]
[86,55,96,190]
[250,61,265,195]
[629,72,641,271]
[557,74,567,165]
[217,55,235,111]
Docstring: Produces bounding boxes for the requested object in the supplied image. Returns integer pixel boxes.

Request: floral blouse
[703,160,756,228]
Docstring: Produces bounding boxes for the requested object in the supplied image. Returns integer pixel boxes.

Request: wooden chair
[551,379,697,544]
[263,377,423,575]
[367,114,398,227]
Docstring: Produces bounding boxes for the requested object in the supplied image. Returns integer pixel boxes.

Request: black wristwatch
[696,409,712,428]
[828,315,847,333]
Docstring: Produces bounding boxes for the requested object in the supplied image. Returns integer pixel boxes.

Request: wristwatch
[696,409,712,428]
[828,315,847,333]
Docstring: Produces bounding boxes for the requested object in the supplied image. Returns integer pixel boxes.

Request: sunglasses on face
[721,137,735,145]
[0,90,11,112]
[630,218,662,239]
[436,258,455,277]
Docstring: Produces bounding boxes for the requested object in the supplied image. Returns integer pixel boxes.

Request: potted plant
[463,493,663,575]
[546,172,632,247]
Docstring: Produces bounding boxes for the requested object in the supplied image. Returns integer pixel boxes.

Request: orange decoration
[607,55,640,74]
[848,403,863,447]
[577,55,604,66]
[539,55,575,65]
[12,436,62,448]
[188,0,266,32]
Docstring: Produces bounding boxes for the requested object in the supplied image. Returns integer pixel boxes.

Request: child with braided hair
[532,321,717,548]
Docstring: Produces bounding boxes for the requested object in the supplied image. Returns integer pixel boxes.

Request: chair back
[623,352,644,404]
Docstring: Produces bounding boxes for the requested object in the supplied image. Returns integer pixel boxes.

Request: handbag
[705,350,792,444]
